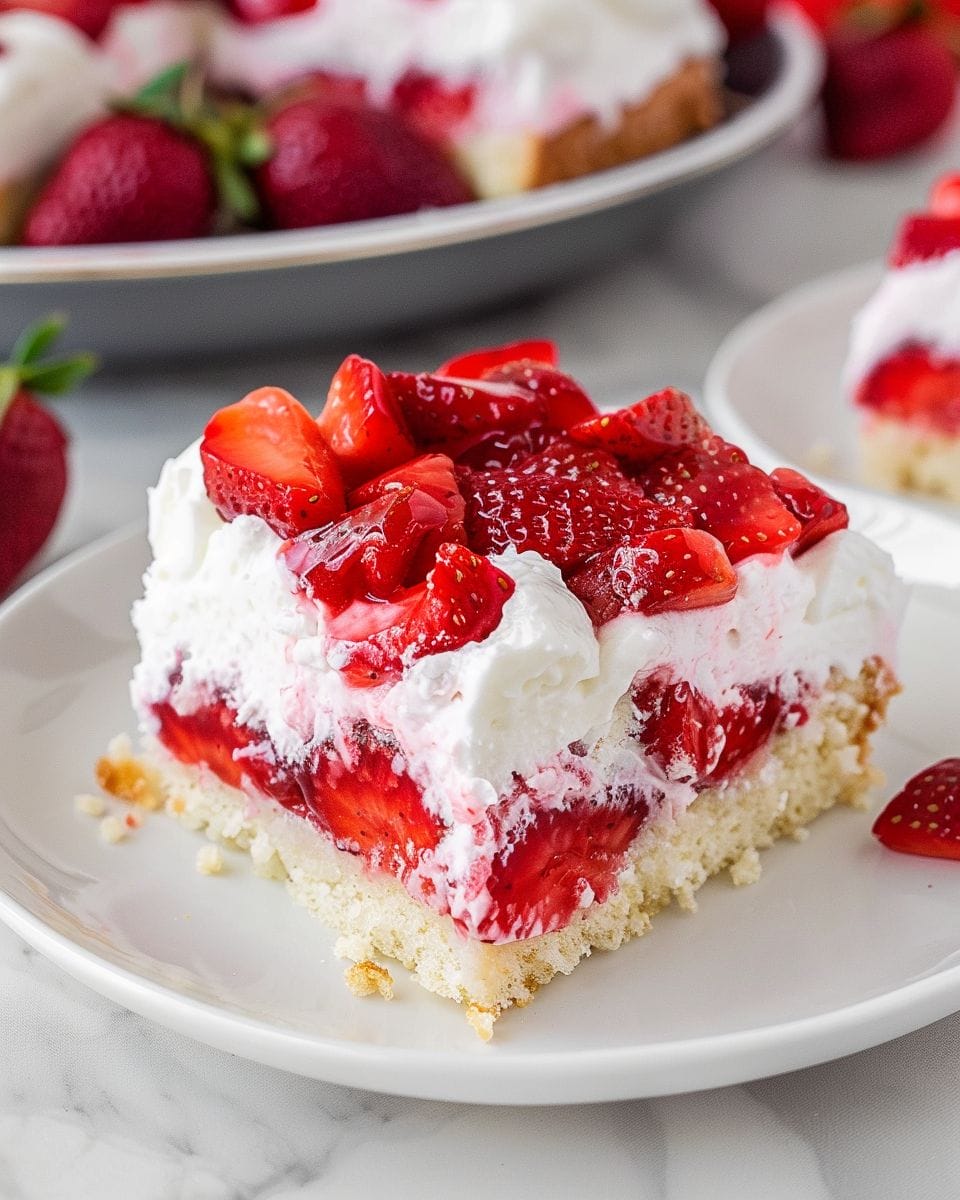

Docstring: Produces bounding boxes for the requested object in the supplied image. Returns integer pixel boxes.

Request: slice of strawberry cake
[110,340,903,1035]
[846,173,960,503]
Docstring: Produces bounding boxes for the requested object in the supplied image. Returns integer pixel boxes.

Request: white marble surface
[5,110,960,1198]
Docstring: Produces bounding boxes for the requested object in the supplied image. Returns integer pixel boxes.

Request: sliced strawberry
[889,215,960,269]
[201,387,345,539]
[391,70,476,144]
[566,528,738,625]
[516,438,624,481]
[872,758,960,861]
[226,0,315,23]
[637,448,801,564]
[855,343,960,434]
[317,356,416,488]
[475,798,647,941]
[443,425,557,471]
[327,543,515,686]
[282,486,450,611]
[568,388,711,469]
[769,468,849,555]
[388,370,546,446]
[436,340,558,379]
[460,467,674,570]
[716,683,802,781]
[480,362,598,430]
[929,173,960,218]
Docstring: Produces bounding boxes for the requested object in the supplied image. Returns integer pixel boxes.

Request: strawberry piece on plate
[480,362,598,430]
[436,340,558,379]
[769,468,848,554]
[201,386,345,539]
[873,759,960,861]
[317,356,417,488]
[889,215,960,269]
[568,388,710,469]
[388,371,546,446]
[567,527,738,625]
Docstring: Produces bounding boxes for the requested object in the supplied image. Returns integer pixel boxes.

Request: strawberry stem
[0,316,96,426]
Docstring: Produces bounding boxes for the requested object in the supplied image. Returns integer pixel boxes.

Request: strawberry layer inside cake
[847,174,960,502]
[116,341,903,1033]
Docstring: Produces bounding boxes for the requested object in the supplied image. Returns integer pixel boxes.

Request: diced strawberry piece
[516,438,624,481]
[317,356,417,488]
[637,448,801,564]
[929,173,960,218]
[225,0,315,24]
[480,362,599,430]
[566,528,738,625]
[889,215,960,268]
[769,467,849,555]
[436,340,558,379]
[201,387,345,539]
[872,758,960,861]
[568,388,711,469]
[630,677,723,783]
[460,466,675,570]
[391,70,476,144]
[443,425,558,471]
[475,798,647,941]
[388,370,546,447]
[855,343,960,434]
[327,543,515,686]
[716,683,801,781]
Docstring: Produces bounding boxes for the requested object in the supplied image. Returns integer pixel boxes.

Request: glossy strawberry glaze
[151,670,806,942]
[855,343,960,435]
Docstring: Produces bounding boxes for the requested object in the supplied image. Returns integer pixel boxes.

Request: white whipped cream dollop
[0,12,112,184]
[209,0,725,132]
[845,251,960,393]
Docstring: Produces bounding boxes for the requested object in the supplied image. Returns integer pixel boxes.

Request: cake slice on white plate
[100,340,904,1037]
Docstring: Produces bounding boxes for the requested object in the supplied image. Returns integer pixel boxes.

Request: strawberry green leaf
[19,354,97,396]
[0,365,20,425]
[10,314,66,367]
[213,157,261,224]
[134,61,190,106]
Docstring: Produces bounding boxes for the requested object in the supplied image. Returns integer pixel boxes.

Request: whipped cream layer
[845,252,960,393]
[0,12,112,185]
[209,0,724,133]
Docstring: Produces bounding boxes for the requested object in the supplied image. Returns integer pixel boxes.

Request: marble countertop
[4,111,960,1199]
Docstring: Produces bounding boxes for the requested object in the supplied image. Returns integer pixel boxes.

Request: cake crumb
[96,748,162,810]
[675,883,699,913]
[74,793,105,818]
[729,847,762,887]
[791,826,810,843]
[344,960,394,1001]
[196,844,225,876]
[99,815,126,845]
[465,1004,497,1042]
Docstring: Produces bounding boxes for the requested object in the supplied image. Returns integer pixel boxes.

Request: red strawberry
[716,683,801,780]
[0,0,142,39]
[436,340,558,379]
[442,425,558,471]
[889,215,960,268]
[872,758,960,861]
[566,528,738,625]
[637,449,801,564]
[388,371,546,445]
[226,0,316,24]
[391,70,476,144]
[855,343,960,434]
[201,386,345,538]
[476,799,647,941]
[568,389,711,470]
[823,26,956,161]
[0,316,95,597]
[326,543,515,687]
[769,468,849,554]
[929,173,960,218]
[317,356,417,488]
[480,362,598,430]
[255,97,473,230]
[460,467,674,569]
[516,438,624,481]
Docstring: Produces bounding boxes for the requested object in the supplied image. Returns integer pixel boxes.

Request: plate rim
[1,524,960,1105]
[0,7,823,285]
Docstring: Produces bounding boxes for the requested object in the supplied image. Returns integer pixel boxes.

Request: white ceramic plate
[1,524,959,1105]
[0,10,823,360]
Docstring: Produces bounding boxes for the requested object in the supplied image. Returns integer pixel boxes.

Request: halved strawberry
[443,425,557,471]
[568,388,711,469]
[516,438,624,481]
[282,486,450,611]
[872,758,960,861]
[929,173,960,218]
[327,543,515,686]
[388,371,546,446]
[480,362,598,430]
[201,387,345,539]
[475,798,647,941]
[317,356,416,488]
[889,215,960,269]
[566,528,738,625]
[854,344,960,435]
[460,467,674,569]
[769,467,849,555]
[436,339,558,379]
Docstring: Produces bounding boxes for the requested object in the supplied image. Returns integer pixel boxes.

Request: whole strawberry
[0,0,141,39]
[0,316,96,597]
[255,96,473,230]
[23,65,268,246]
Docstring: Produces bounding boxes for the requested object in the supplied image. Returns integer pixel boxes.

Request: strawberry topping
[436,340,558,379]
[854,343,960,435]
[889,214,960,269]
[201,386,345,539]
[388,371,546,446]
[769,467,849,554]
[929,173,960,219]
[873,759,960,861]
[480,362,598,430]
[569,388,710,469]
